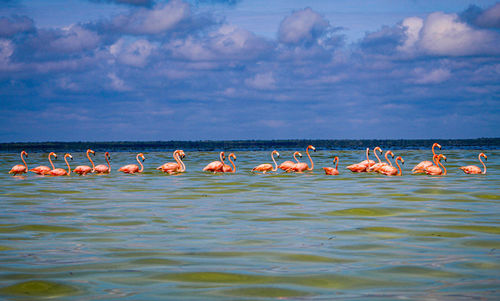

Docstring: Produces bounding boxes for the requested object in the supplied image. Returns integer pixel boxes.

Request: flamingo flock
[8,144,489,177]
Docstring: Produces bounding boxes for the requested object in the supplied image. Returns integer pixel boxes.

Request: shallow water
[1,149,499,300]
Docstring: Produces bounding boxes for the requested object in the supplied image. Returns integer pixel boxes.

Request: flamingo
[371,150,394,173]
[9,150,28,175]
[460,153,487,174]
[346,148,375,172]
[203,152,225,173]
[252,150,280,173]
[30,152,56,175]
[412,143,442,174]
[157,150,186,174]
[291,145,316,172]
[73,149,95,175]
[94,152,111,174]
[48,153,73,176]
[367,147,384,172]
[278,151,302,172]
[222,153,236,173]
[323,156,339,175]
[379,156,404,176]
[425,154,447,176]
[118,153,145,174]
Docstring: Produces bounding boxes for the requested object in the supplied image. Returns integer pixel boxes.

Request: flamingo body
[157,150,186,174]
[73,165,92,175]
[119,153,145,174]
[347,148,373,173]
[49,168,69,176]
[323,156,339,175]
[252,150,279,173]
[425,154,447,176]
[278,151,302,172]
[459,153,487,174]
[413,143,442,173]
[95,152,111,174]
[290,146,315,172]
[203,152,225,173]
[9,151,28,175]
[30,166,51,175]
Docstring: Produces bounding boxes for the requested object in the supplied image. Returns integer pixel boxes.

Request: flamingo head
[50,152,57,159]
[138,153,145,161]
[21,150,28,157]
[179,150,186,159]
[333,156,339,163]
[480,153,487,161]
[65,154,73,160]
[386,150,394,158]
[88,149,95,156]
[397,156,404,164]
[438,154,447,162]
[308,145,316,152]
[229,153,236,161]
[272,150,280,158]
[433,143,442,150]
[374,147,382,153]
[105,152,111,160]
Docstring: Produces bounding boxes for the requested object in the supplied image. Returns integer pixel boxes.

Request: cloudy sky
[1,0,499,142]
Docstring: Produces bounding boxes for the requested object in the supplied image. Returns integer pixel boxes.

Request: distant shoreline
[1,138,499,152]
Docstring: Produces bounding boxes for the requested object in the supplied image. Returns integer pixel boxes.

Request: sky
[0,0,499,142]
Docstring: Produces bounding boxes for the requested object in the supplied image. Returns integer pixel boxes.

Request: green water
[1,149,499,300]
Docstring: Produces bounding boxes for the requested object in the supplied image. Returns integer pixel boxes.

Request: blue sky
[1,0,499,142]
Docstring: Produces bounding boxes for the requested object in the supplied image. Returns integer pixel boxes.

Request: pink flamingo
[30,152,56,175]
[346,148,375,172]
[48,153,73,176]
[252,150,280,173]
[368,147,384,172]
[412,143,442,174]
[291,145,316,172]
[157,150,186,174]
[118,153,145,174]
[371,150,394,173]
[379,156,404,176]
[94,152,111,174]
[323,156,339,175]
[278,151,302,172]
[460,153,487,174]
[73,149,95,175]
[222,153,236,173]
[425,154,447,176]
[9,150,28,175]
[203,152,225,173]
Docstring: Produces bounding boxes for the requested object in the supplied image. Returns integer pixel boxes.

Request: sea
[0,139,499,300]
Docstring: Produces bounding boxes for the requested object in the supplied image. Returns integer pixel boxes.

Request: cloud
[245,72,276,90]
[0,15,35,37]
[475,3,500,28]
[110,38,156,67]
[89,0,155,7]
[412,67,451,84]
[278,8,330,46]
[108,72,130,91]
[108,0,191,35]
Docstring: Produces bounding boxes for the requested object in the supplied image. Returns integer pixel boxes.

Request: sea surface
[1,144,499,300]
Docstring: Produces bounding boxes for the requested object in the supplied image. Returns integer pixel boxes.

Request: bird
[371,150,394,173]
[48,154,73,176]
[157,150,186,174]
[291,145,316,172]
[118,153,145,174]
[347,148,375,172]
[323,156,339,175]
[30,152,56,175]
[73,149,96,175]
[252,150,280,173]
[222,153,236,173]
[367,147,384,172]
[203,152,225,173]
[425,154,447,175]
[9,150,28,176]
[412,143,442,174]
[94,152,111,174]
[460,153,487,174]
[378,156,404,176]
[278,151,302,172]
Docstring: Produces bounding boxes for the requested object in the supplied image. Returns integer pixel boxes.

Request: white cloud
[412,67,451,84]
[278,7,329,45]
[50,25,101,53]
[110,38,155,67]
[245,72,276,90]
[108,72,131,91]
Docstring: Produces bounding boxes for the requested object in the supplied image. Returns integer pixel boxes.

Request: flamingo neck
[219,152,225,165]
[432,144,436,157]
[105,154,110,170]
[136,154,144,172]
[306,147,314,170]
[272,152,278,171]
[334,157,339,169]
[49,153,55,170]
[395,158,402,176]
[385,152,393,166]
[87,150,95,170]
[374,149,381,164]
[21,152,27,170]
[365,148,371,168]
[65,156,71,175]
[437,157,446,175]
[479,154,486,174]
[293,152,300,163]
[228,155,235,173]
[174,152,185,172]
